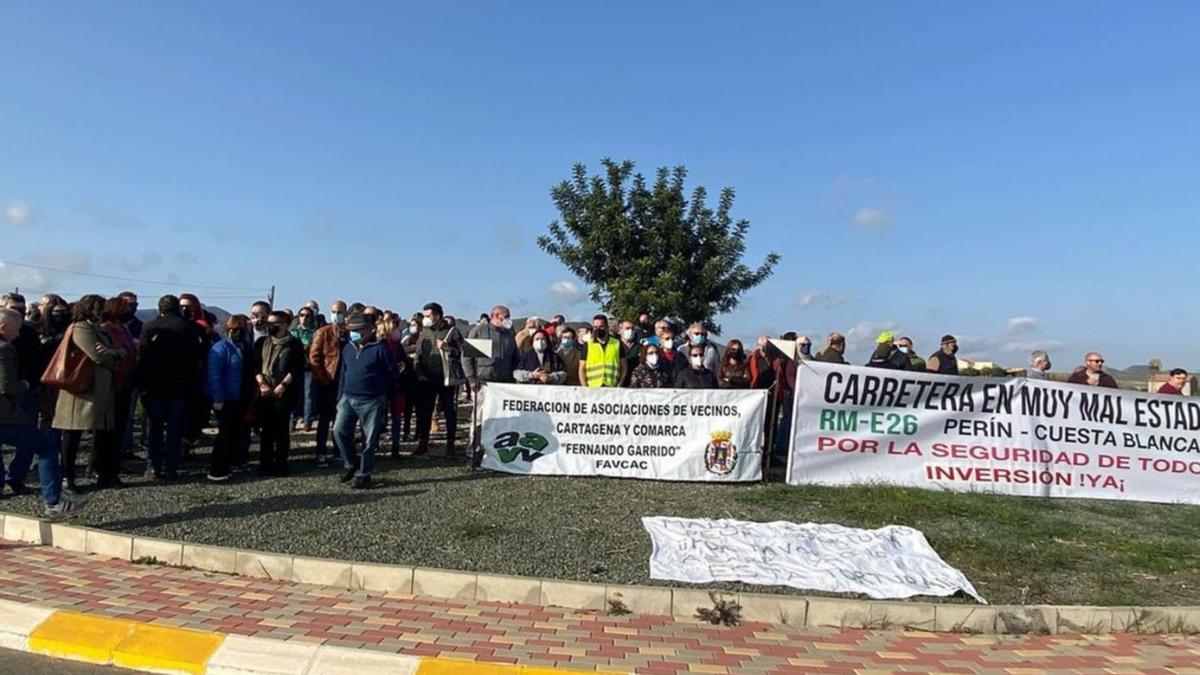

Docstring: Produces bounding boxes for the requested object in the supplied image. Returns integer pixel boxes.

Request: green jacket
[415,327,462,383]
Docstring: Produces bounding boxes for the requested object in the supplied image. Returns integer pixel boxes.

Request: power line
[0,259,266,292]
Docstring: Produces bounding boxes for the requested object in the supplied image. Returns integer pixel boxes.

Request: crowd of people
[0,289,1189,519]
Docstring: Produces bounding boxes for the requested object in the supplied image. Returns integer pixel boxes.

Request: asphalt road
[0,649,119,673]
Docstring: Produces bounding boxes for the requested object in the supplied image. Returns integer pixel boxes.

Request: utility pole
[268,285,276,308]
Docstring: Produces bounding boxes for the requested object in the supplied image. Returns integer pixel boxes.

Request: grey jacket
[462,323,520,384]
[0,339,30,425]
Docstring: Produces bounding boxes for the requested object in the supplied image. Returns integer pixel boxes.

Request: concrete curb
[0,597,619,674]
[4,510,1200,635]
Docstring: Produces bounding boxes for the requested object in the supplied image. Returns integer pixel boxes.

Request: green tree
[537,159,780,332]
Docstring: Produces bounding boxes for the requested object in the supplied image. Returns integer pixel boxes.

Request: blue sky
[2,1,1197,368]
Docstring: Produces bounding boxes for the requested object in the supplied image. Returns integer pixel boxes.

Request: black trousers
[210,401,246,477]
[93,388,131,483]
[416,383,457,449]
[61,430,84,484]
[256,400,292,474]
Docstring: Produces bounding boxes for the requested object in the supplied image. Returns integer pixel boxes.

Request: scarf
[260,333,290,384]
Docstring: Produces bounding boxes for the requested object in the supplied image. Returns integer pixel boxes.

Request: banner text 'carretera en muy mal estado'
[787,361,1200,505]
[479,383,768,481]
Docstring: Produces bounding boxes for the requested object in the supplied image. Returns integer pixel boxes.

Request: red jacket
[1158,382,1183,395]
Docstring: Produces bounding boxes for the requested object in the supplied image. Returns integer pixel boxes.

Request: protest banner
[478,383,767,481]
[787,361,1200,505]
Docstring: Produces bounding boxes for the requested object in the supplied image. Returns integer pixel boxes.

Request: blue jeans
[302,372,317,423]
[773,393,794,458]
[4,390,41,485]
[145,394,186,476]
[0,421,62,506]
[333,394,385,477]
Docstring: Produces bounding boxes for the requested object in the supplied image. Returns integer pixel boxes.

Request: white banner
[479,383,767,481]
[643,516,985,603]
[787,361,1200,505]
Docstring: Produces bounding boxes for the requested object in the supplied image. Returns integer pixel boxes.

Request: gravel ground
[4,407,1199,606]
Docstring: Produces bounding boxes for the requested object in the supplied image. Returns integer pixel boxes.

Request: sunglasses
[1088,359,1104,364]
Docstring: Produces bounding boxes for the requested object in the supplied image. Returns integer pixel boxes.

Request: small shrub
[606,597,631,616]
[696,592,742,627]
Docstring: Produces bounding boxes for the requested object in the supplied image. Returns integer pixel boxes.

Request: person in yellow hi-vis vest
[579,314,627,387]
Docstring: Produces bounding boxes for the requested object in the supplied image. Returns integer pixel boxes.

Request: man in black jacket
[138,295,205,480]
[0,307,74,517]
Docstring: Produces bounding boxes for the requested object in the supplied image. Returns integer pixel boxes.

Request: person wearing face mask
[463,305,520,391]
[630,344,672,388]
[37,296,72,430]
[1026,350,1051,381]
[375,315,412,456]
[795,336,813,361]
[206,315,252,482]
[51,295,126,492]
[414,302,463,457]
[718,339,751,389]
[308,300,349,467]
[617,320,641,386]
[290,307,319,432]
[254,311,305,477]
[896,336,924,371]
[637,313,654,338]
[249,301,272,344]
[556,327,583,386]
[676,322,720,373]
[580,315,626,388]
[748,336,779,390]
[333,312,397,489]
[178,293,215,454]
[674,344,719,389]
[926,335,960,375]
[138,295,206,481]
[514,329,566,385]
[92,297,137,489]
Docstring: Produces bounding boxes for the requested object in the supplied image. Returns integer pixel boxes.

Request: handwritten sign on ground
[788,361,1200,505]
[643,516,985,603]
[478,384,767,481]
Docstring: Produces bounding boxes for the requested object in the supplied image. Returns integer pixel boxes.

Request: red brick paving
[1,539,1198,673]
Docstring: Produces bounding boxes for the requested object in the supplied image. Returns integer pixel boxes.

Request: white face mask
[646,354,660,367]
[622,329,634,341]
[533,340,547,353]
[501,318,513,330]
[690,355,704,368]
[662,338,673,350]
[422,316,434,328]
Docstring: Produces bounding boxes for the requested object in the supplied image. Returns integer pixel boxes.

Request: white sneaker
[206,473,231,482]
[45,499,77,520]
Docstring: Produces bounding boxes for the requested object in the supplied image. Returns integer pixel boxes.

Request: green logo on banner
[493,431,550,463]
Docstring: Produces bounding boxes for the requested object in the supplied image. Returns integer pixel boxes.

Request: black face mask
[181,307,196,320]
[594,328,608,340]
[51,314,70,330]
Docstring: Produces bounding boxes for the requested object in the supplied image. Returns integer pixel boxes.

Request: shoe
[45,499,77,520]
[142,469,157,480]
[7,480,29,496]
[412,443,429,456]
[316,455,329,468]
[339,468,356,483]
[207,473,231,482]
[351,475,371,490]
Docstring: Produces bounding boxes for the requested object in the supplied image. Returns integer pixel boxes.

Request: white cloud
[5,199,30,226]
[1005,316,1038,334]
[845,320,899,353]
[548,280,586,306]
[852,207,893,229]
[794,290,849,311]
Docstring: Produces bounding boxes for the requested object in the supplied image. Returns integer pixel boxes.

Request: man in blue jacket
[333,312,396,489]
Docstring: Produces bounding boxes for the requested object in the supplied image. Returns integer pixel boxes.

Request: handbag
[40,324,96,395]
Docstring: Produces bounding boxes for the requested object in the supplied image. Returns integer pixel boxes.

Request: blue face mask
[690,334,706,346]
[332,313,346,326]
[561,339,576,350]
[349,330,363,343]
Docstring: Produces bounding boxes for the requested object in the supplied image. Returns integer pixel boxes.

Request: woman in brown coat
[52,295,125,491]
